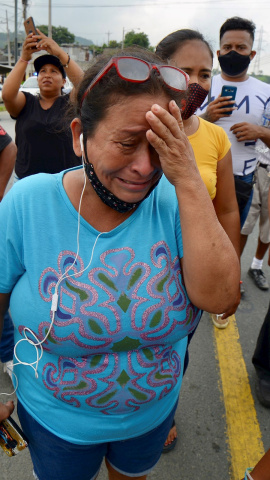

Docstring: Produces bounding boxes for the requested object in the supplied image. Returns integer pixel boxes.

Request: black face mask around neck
[218,50,251,77]
[84,162,162,213]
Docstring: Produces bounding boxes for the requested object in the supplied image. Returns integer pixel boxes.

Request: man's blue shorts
[18,399,178,480]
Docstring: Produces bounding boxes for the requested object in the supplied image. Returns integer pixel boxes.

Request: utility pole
[122,28,125,49]
[48,0,52,38]
[14,0,18,63]
[6,11,11,65]
[253,26,263,75]
[106,31,112,46]
[257,26,263,75]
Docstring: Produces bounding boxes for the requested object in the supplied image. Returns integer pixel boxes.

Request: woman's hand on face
[0,401,14,423]
[35,29,62,57]
[145,100,197,186]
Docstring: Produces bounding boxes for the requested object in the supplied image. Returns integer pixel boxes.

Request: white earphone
[80,133,84,154]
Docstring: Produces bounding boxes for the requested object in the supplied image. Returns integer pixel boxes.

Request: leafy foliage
[124,30,150,48]
[108,40,122,49]
[38,25,75,45]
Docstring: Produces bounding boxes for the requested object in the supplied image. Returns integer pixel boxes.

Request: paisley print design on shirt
[32,241,201,413]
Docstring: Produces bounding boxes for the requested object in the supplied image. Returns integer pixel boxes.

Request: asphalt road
[0,110,269,480]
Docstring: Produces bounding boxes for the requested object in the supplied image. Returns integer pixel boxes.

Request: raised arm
[2,34,36,117]
[35,29,84,88]
[3,30,84,117]
[146,100,240,314]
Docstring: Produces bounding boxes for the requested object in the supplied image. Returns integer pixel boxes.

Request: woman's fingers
[169,100,185,132]
[0,401,14,422]
[145,101,196,186]
[146,101,183,146]
[36,28,45,38]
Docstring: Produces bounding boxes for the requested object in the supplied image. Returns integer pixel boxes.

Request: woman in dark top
[2,29,84,179]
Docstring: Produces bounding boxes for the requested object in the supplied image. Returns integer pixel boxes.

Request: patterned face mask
[84,162,162,213]
[181,83,209,120]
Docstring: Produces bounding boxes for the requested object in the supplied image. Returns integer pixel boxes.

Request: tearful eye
[120,143,135,148]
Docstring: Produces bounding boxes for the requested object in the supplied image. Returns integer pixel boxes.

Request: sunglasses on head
[80,56,189,106]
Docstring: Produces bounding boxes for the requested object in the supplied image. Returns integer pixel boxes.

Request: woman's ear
[70,118,83,157]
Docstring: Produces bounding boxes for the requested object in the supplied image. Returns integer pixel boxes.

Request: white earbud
[80,133,84,153]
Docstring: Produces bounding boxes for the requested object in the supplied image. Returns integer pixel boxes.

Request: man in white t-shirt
[198,17,270,295]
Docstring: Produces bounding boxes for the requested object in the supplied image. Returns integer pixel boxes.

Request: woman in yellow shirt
[156,28,241,451]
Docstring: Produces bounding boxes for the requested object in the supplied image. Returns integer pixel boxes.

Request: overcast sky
[2,0,270,74]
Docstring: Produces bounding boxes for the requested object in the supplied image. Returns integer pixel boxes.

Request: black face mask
[84,162,162,213]
[181,83,209,120]
[218,50,251,77]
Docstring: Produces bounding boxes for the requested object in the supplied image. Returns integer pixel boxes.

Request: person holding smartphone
[198,17,270,296]
[2,27,84,180]
[198,17,270,233]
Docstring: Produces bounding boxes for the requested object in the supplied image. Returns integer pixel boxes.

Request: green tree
[38,25,75,44]
[108,40,122,49]
[124,30,150,48]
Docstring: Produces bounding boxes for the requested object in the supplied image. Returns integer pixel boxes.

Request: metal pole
[14,0,18,63]
[121,27,124,49]
[6,10,11,65]
[48,0,52,38]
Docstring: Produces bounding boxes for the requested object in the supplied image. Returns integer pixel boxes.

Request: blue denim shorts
[17,399,178,480]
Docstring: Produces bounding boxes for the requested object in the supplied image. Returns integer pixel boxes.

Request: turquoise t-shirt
[0,167,201,444]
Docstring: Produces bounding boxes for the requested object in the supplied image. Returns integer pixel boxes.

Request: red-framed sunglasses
[81,56,189,106]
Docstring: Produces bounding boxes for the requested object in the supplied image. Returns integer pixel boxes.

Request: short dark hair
[156,29,213,62]
[71,46,187,140]
[220,17,256,43]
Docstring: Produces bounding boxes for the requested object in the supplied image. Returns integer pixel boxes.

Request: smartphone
[0,416,28,457]
[24,16,38,36]
[220,85,237,115]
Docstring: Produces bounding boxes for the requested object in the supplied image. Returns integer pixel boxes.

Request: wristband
[19,57,29,64]
[61,54,70,68]
[245,467,254,480]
